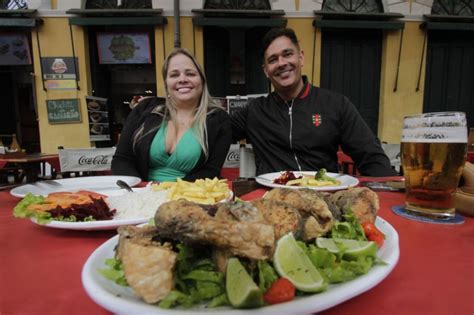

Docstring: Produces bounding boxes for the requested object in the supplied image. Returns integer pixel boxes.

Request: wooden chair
[337,150,359,175]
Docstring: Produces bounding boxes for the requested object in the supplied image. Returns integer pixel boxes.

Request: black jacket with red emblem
[231,77,397,177]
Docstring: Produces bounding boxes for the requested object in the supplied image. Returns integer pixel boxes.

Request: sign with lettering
[41,57,79,90]
[58,147,116,172]
[223,144,240,168]
[227,96,248,116]
[46,99,81,124]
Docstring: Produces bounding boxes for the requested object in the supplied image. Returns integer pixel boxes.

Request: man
[231,28,397,176]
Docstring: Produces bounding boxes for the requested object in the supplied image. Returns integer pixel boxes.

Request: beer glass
[401,112,468,218]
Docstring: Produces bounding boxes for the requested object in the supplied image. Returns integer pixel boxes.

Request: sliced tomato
[75,190,107,199]
[263,278,296,305]
[362,222,385,247]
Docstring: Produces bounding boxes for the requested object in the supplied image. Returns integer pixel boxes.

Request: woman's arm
[111,101,149,179]
[184,109,232,181]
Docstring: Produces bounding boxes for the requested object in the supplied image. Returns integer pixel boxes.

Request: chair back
[381,143,401,173]
[58,147,116,172]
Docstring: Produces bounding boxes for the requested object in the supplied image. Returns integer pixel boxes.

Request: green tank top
[148,121,201,182]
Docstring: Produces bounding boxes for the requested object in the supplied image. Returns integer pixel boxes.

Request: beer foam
[402,112,467,143]
[402,127,467,143]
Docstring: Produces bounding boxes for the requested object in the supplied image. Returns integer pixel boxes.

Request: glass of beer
[401,112,468,218]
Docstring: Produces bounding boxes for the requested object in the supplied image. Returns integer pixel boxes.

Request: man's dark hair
[262,28,300,57]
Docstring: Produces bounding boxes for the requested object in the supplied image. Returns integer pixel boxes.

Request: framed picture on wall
[0,33,32,65]
[97,32,152,64]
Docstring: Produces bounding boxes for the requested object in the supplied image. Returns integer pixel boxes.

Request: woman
[112,48,232,182]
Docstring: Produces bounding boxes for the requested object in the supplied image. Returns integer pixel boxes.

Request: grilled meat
[116,225,177,304]
[154,200,275,260]
[263,188,335,240]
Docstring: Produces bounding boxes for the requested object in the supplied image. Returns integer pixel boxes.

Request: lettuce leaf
[97,258,128,286]
[331,212,367,241]
[160,244,228,309]
[257,260,279,292]
[12,193,53,224]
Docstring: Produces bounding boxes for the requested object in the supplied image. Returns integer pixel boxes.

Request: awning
[313,11,404,30]
[193,17,286,28]
[192,9,286,28]
[66,8,166,26]
[0,9,41,28]
[421,15,474,31]
[69,16,166,26]
[0,18,41,27]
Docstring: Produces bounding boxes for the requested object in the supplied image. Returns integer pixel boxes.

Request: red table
[1,179,473,315]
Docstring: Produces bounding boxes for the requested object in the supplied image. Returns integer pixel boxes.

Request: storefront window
[1,0,28,9]
[431,0,474,15]
[322,0,383,13]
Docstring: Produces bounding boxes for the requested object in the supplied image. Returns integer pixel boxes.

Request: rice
[106,189,169,220]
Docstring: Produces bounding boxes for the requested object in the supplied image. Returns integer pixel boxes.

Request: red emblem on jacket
[312,114,321,127]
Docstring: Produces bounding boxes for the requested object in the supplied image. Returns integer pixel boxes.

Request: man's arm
[338,97,397,177]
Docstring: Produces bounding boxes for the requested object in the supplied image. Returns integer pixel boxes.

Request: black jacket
[231,79,397,177]
[112,97,232,181]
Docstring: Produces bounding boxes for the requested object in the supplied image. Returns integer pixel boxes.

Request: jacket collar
[273,75,311,104]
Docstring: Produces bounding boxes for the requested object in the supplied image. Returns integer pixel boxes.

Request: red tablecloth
[1,180,473,315]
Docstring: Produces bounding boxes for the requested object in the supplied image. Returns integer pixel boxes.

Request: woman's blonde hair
[133,48,221,158]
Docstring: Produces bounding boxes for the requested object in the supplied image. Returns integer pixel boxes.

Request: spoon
[116,180,134,192]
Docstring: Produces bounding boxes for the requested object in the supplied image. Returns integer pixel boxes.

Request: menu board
[86,96,110,141]
[0,33,32,65]
[97,32,152,64]
[46,99,81,124]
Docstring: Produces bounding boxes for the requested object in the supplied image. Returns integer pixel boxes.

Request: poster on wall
[86,96,110,141]
[46,99,81,124]
[97,32,152,64]
[41,57,79,90]
[0,33,32,65]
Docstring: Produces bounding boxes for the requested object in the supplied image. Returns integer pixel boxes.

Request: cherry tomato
[362,222,385,247]
[263,278,296,305]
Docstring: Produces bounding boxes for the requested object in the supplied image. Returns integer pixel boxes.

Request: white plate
[256,171,359,191]
[10,175,142,198]
[30,216,150,231]
[82,217,399,314]
[27,187,233,231]
[28,187,153,231]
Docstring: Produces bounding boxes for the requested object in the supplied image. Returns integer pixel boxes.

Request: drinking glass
[400,112,468,218]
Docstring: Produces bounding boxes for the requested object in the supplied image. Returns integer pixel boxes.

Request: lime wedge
[274,233,326,292]
[316,237,378,260]
[226,258,263,308]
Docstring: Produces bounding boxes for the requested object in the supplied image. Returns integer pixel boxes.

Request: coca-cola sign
[78,155,110,165]
[227,151,240,162]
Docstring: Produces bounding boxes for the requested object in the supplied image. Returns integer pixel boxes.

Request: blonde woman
[112,48,232,182]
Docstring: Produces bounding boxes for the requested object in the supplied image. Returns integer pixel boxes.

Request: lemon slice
[316,237,378,260]
[274,233,326,292]
[226,258,263,308]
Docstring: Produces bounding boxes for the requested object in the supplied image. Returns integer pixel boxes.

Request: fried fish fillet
[154,200,275,260]
[328,187,379,223]
[263,188,335,240]
[116,225,177,304]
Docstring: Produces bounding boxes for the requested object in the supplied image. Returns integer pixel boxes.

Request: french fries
[286,175,341,187]
[151,177,231,204]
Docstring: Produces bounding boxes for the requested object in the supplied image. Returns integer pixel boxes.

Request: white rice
[106,189,169,220]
